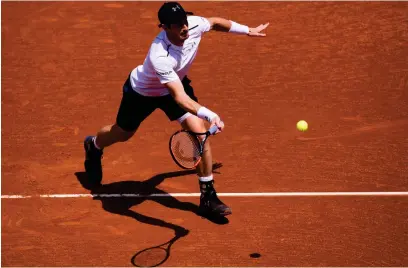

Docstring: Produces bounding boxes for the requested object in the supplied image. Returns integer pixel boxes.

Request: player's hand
[248,22,269,37]
[210,116,224,134]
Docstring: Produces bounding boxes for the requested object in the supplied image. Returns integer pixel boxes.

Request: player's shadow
[74,162,229,236]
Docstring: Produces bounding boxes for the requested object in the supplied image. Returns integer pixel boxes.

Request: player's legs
[84,75,157,185]
[93,124,135,149]
[180,116,231,216]
[159,76,231,216]
[158,76,212,176]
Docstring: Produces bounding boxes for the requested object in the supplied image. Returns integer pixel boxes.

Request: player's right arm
[165,79,224,131]
[152,55,224,131]
[165,79,201,115]
[151,56,201,115]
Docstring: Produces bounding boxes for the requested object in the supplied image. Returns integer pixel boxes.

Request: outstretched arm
[165,79,224,133]
[207,17,269,37]
[151,56,224,133]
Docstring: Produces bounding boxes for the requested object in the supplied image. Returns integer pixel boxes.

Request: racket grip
[208,125,219,135]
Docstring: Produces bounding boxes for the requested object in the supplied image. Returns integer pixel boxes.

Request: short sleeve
[188,16,211,35]
[151,57,180,84]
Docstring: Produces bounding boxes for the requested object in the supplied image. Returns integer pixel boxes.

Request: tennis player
[84,2,268,217]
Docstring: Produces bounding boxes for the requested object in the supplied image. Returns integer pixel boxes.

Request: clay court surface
[2,1,408,267]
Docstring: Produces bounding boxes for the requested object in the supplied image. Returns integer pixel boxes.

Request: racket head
[169,130,202,169]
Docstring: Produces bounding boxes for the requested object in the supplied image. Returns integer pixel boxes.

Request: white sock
[92,137,101,150]
[199,174,213,182]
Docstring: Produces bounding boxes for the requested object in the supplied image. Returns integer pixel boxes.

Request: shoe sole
[219,209,232,216]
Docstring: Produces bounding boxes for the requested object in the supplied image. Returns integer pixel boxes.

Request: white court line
[1,0,407,2]
[1,192,408,199]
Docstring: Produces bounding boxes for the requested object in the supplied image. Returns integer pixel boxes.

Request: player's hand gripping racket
[169,124,219,169]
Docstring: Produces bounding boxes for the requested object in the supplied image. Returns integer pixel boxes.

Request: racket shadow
[130,233,183,267]
[75,163,228,266]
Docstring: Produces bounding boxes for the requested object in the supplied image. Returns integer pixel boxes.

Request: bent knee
[113,124,135,142]
[181,115,206,133]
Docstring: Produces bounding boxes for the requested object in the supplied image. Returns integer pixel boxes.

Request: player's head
[158,2,193,44]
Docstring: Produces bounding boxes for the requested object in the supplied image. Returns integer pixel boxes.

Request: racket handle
[208,125,219,135]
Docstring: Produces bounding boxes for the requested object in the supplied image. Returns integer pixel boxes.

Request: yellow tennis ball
[297,120,308,132]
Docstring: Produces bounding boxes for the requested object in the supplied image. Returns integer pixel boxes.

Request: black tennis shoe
[198,180,232,216]
[84,136,103,185]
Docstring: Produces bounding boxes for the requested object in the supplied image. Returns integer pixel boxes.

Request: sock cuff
[199,174,213,182]
[92,137,102,150]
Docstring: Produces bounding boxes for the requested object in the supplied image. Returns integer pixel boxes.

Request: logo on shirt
[156,70,173,76]
[182,41,197,55]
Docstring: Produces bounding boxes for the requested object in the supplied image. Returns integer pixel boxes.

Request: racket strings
[170,132,201,168]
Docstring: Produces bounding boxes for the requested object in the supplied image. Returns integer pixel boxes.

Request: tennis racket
[169,124,219,169]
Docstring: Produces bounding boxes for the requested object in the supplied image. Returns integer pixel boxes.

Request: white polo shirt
[129,16,211,97]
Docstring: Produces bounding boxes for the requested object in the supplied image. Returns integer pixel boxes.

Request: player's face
[169,19,189,42]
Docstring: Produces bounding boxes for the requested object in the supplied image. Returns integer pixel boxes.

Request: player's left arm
[207,17,269,37]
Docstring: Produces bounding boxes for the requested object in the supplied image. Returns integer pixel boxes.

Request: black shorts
[116,75,198,132]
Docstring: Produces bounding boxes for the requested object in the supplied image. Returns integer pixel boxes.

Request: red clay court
[2,1,408,267]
